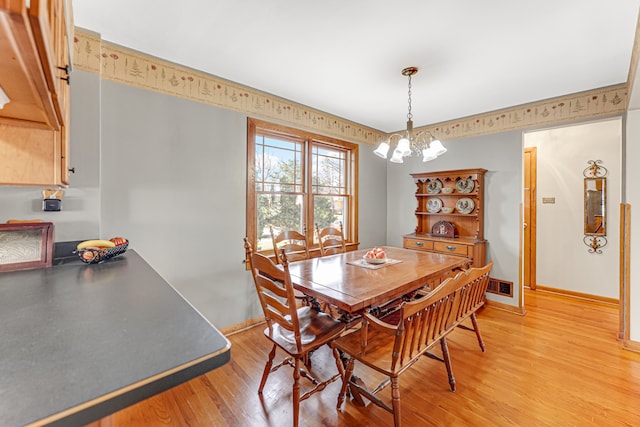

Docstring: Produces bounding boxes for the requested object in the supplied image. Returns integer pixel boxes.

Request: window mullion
[305,139,314,242]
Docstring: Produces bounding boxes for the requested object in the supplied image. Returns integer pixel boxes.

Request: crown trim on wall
[414,83,627,141]
[71,28,385,145]
[72,28,627,146]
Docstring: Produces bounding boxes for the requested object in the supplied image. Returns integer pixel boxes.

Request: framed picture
[0,222,54,272]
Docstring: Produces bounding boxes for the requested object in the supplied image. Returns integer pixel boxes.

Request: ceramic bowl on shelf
[441,188,454,194]
[441,207,454,214]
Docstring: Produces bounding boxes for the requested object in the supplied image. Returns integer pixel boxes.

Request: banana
[77,239,115,250]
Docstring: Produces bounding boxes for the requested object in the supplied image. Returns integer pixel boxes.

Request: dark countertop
[0,250,231,427]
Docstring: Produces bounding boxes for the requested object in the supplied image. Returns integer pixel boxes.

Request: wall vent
[487,277,513,297]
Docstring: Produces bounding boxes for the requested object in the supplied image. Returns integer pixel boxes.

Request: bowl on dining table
[363,256,387,265]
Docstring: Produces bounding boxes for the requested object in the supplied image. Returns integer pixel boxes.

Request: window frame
[246,118,358,257]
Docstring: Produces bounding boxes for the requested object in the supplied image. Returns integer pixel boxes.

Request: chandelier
[374,67,446,163]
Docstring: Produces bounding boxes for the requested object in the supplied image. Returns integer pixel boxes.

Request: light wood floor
[113,290,640,426]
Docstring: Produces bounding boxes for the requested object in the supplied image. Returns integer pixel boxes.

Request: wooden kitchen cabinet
[0,0,73,186]
[403,168,487,268]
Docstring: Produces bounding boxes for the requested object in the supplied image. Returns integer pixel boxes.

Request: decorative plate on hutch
[456,178,475,193]
[427,198,443,213]
[426,179,442,194]
[456,197,475,214]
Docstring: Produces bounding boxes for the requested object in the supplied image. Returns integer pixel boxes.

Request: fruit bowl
[363,247,387,264]
[76,239,129,264]
[364,256,387,265]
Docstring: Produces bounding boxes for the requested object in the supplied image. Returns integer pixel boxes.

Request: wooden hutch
[403,168,487,268]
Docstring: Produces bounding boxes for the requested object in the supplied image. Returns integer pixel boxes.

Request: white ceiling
[72,0,640,133]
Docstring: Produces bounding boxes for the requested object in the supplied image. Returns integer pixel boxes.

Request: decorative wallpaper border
[71,28,385,145]
[72,28,627,146]
[418,84,627,141]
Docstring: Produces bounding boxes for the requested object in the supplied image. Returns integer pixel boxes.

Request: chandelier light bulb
[397,138,411,156]
[430,139,447,156]
[374,142,390,159]
[422,147,438,162]
[390,149,404,163]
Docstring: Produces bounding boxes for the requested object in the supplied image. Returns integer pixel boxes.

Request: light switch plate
[42,199,61,211]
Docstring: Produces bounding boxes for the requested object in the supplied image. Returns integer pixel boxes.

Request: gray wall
[385,131,523,306]
[358,149,389,248]
[0,71,101,240]
[626,110,640,341]
[93,72,386,328]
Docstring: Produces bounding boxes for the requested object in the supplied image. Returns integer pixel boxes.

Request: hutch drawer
[433,241,471,256]
[403,237,434,251]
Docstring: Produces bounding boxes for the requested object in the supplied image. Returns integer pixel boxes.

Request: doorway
[522,119,622,325]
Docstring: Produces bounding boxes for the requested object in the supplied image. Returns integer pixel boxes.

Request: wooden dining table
[287,246,469,317]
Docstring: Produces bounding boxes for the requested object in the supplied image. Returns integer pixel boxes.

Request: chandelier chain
[407,74,413,121]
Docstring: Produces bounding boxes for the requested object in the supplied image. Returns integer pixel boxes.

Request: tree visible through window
[312,144,348,237]
[247,119,358,254]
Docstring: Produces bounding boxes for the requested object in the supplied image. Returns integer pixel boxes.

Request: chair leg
[292,357,301,427]
[390,376,401,427]
[470,312,486,352]
[440,337,456,392]
[337,357,355,410]
[332,346,345,378]
[303,353,312,369]
[259,344,277,394]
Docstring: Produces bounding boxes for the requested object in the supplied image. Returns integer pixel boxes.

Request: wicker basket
[76,241,129,264]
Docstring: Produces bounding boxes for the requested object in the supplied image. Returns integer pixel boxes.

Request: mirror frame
[582,160,608,254]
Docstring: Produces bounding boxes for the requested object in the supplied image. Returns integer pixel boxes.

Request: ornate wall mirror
[583,160,607,253]
[584,178,605,234]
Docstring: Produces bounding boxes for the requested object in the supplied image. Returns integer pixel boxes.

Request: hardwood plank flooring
[113,290,640,426]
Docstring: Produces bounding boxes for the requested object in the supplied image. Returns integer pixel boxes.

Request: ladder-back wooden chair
[270,225,310,264]
[269,225,310,305]
[314,222,348,318]
[332,262,493,427]
[315,222,346,256]
[244,238,346,427]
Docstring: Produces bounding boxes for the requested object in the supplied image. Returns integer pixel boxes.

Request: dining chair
[332,262,493,427]
[270,225,310,264]
[315,222,346,256]
[269,225,311,305]
[243,237,346,427]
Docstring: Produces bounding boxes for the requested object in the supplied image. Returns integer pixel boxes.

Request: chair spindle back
[315,222,346,256]
[244,238,304,350]
[269,225,310,264]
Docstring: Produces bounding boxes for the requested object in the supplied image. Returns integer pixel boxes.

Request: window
[247,118,358,254]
